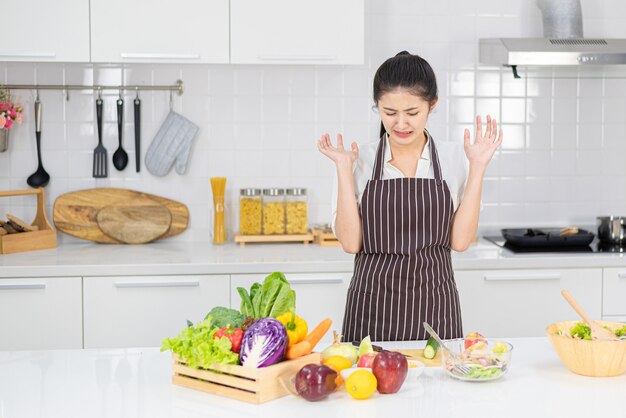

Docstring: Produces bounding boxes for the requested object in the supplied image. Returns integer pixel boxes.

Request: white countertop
[2,239,626,278]
[1,338,624,418]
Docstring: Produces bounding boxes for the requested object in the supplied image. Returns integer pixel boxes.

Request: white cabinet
[230,0,364,65]
[602,268,626,317]
[0,277,82,350]
[0,0,89,62]
[83,275,229,348]
[90,0,229,63]
[231,273,351,344]
[455,268,602,337]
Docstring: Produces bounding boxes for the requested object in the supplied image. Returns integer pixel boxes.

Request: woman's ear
[429,96,439,113]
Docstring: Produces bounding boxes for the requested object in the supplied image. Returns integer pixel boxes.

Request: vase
[0,129,8,153]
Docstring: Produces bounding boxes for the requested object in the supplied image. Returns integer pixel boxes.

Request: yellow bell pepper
[276,311,308,347]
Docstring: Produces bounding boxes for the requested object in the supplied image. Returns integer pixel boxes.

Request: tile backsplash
[2,0,626,243]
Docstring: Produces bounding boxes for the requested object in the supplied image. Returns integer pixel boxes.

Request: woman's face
[377,89,437,146]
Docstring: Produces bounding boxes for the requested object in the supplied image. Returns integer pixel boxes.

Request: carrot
[303,318,332,351]
[285,340,312,360]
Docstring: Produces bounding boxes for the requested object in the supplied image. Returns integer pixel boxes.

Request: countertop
[1,338,624,418]
[2,238,626,278]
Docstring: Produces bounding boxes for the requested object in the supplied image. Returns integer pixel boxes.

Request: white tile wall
[2,0,626,244]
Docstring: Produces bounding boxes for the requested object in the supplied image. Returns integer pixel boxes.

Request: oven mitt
[145,111,199,176]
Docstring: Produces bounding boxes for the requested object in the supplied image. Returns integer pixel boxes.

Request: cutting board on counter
[53,188,189,244]
[396,348,442,367]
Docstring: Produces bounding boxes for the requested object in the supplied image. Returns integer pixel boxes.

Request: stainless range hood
[479,38,626,77]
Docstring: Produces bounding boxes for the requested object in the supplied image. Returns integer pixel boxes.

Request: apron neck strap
[372,130,444,181]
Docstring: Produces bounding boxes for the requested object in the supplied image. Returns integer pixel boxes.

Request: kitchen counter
[2,238,626,278]
[1,338,624,418]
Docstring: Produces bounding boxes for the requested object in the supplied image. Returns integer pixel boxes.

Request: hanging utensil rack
[0,79,184,98]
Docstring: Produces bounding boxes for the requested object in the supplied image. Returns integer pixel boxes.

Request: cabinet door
[84,275,229,348]
[455,269,602,337]
[231,273,351,344]
[90,0,229,63]
[0,0,89,62]
[230,0,364,64]
[0,277,82,350]
[602,268,626,316]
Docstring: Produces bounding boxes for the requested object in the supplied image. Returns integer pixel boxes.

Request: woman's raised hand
[464,115,503,168]
[317,133,359,170]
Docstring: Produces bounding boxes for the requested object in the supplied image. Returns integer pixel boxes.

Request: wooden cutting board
[97,202,172,244]
[397,349,442,367]
[53,188,189,244]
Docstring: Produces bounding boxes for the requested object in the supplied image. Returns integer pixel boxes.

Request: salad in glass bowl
[441,333,513,382]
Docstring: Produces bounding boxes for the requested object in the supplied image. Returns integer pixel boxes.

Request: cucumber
[423,336,440,359]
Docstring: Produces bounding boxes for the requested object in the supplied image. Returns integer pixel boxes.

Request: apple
[464,332,486,350]
[371,350,407,394]
[295,364,338,402]
[357,352,377,368]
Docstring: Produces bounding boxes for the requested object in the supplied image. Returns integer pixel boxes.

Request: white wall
[2,0,626,243]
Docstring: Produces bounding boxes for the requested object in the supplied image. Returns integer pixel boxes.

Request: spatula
[93,97,108,178]
[560,290,617,340]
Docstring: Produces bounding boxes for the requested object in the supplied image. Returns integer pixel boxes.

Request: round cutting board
[97,203,172,244]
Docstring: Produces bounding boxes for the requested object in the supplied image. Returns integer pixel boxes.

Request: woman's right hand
[316,133,359,171]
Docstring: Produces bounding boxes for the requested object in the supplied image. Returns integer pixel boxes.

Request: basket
[546,320,626,377]
[172,352,320,403]
[0,188,57,254]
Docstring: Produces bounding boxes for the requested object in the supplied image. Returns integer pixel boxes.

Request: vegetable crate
[172,352,320,404]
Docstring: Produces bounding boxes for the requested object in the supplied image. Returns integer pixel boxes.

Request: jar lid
[286,188,307,196]
[240,188,262,196]
[263,188,285,196]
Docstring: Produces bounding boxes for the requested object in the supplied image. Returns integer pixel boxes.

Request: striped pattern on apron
[341,132,463,342]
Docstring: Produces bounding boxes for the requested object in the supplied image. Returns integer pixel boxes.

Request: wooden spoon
[561,290,616,340]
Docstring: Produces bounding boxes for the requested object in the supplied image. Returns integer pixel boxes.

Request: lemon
[322,355,353,372]
[345,369,377,400]
[493,341,507,354]
[359,335,374,357]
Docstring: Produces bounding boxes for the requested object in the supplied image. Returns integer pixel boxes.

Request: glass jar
[262,188,285,235]
[286,188,308,234]
[239,188,262,235]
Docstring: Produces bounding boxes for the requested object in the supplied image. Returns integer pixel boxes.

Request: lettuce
[570,322,592,340]
[237,272,295,319]
[161,317,239,368]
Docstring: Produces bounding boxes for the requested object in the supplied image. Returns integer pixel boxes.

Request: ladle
[26,97,50,188]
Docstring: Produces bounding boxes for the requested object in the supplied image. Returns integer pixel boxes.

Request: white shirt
[331,133,470,232]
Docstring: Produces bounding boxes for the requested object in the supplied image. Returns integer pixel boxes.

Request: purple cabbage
[239,318,288,368]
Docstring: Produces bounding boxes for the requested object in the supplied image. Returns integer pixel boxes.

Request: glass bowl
[440,338,513,382]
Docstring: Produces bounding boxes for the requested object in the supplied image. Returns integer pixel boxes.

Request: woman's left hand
[464,115,503,168]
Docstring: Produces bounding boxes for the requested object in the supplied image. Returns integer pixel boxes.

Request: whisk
[210,177,227,244]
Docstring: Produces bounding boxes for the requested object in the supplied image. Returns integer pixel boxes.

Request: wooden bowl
[546,320,626,377]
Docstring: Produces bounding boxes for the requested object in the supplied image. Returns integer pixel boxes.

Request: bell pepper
[276,311,308,347]
[214,326,244,353]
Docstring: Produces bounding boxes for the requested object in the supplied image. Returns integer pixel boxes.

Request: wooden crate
[172,352,320,403]
[234,231,314,247]
[312,227,340,247]
[0,188,57,254]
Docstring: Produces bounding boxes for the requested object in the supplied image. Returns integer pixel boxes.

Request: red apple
[357,352,377,368]
[371,350,407,394]
[295,364,337,402]
[464,332,486,350]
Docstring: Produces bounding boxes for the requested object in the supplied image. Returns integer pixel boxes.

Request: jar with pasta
[239,188,262,235]
[262,188,285,235]
[286,188,308,234]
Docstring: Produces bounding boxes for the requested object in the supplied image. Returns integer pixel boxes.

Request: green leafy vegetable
[570,322,592,340]
[615,325,626,338]
[237,272,296,319]
[161,317,239,368]
[204,306,247,329]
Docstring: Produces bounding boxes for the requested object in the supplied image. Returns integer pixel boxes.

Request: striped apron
[341,134,463,342]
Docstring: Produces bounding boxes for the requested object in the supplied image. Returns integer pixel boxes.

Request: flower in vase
[0,101,24,130]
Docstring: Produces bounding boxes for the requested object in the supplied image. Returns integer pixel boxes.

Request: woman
[317,51,502,342]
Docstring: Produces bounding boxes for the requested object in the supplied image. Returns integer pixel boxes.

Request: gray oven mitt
[145,111,199,176]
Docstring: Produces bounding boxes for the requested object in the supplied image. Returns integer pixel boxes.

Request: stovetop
[483,235,626,254]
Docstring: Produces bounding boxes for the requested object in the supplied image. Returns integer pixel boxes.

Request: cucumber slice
[423,336,440,359]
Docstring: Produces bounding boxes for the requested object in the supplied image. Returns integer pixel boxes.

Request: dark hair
[373,51,438,138]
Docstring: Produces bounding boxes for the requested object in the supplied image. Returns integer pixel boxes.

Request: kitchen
[1,0,626,416]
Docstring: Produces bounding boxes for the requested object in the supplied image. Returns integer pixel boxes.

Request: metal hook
[65,88,70,102]
[169,88,173,111]
[35,88,40,101]
[119,88,124,100]
[135,86,139,100]
[97,87,102,100]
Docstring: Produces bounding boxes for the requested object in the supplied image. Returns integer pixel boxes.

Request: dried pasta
[239,197,262,235]
[263,202,285,235]
[286,201,307,234]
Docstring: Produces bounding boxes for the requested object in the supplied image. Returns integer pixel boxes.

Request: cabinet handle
[114,281,200,288]
[0,52,56,58]
[120,53,200,60]
[617,273,626,279]
[0,283,46,290]
[483,273,561,281]
[287,278,344,284]
[257,54,337,62]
